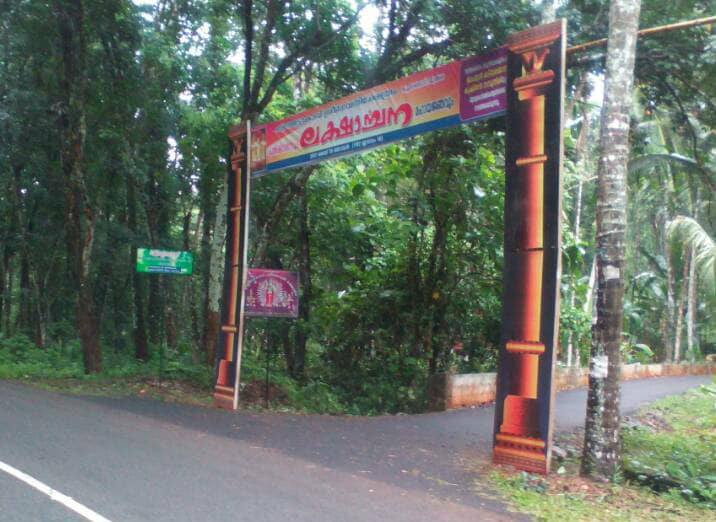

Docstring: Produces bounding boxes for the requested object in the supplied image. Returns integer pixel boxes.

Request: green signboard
[136,248,193,275]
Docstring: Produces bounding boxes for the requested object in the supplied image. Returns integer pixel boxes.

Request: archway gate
[215,20,566,474]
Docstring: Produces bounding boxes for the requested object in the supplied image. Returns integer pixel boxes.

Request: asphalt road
[0,375,710,522]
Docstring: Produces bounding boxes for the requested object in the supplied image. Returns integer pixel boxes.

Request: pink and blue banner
[250,48,507,176]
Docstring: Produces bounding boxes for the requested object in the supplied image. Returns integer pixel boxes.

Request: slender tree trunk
[686,189,699,362]
[190,209,203,355]
[663,219,675,361]
[686,245,697,361]
[147,273,162,345]
[3,251,13,335]
[17,253,32,337]
[11,162,32,339]
[673,248,689,362]
[181,210,201,363]
[145,168,165,347]
[204,181,228,366]
[31,272,48,347]
[582,0,641,480]
[126,168,148,361]
[55,0,101,373]
[78,281,100,371]
[199,192,214,360]
[408,197,423,358]
[251,168,314,267]
[164,278,177,351]
[132,268,149,361]
[566,178,586,366]
[567,101,590,366]
[293,187,311,380]
[281,322,295,376]
[426,214,448,375]
[579,256,598,368]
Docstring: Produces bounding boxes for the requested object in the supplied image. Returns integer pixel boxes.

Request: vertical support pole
[213,121,251,410]
[232,122,252,410]
[493,20,565,474]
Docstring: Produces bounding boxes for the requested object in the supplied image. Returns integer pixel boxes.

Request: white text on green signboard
[136,249,193,275]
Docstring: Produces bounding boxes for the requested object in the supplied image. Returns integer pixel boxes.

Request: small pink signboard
[244,269,299,318]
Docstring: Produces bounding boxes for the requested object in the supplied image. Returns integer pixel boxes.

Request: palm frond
[667,216,716,297]
[628,153,696,173]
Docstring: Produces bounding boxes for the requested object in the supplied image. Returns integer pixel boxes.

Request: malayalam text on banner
[250,48,507,176]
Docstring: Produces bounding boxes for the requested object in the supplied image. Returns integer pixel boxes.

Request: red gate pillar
[214,124,250,409]
[493,20,565,474]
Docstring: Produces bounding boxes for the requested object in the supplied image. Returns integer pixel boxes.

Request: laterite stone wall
[427,363,716,411]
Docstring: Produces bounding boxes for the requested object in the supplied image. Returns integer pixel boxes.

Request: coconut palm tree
[668,216,716,361]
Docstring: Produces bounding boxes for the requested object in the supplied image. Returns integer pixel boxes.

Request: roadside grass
[487,382,716,521]
[0,334,349,413]
[0,334,216,406]
[622,384,716,507]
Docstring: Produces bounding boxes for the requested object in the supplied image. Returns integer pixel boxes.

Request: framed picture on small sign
[244,269,299,318]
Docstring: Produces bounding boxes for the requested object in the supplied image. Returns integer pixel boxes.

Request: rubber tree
[581,0,641,479]
[54,0,102,373]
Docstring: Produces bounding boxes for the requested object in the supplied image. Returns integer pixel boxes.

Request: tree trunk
[147,274,162,345]
[580,256,598,368]
[199,190,214,361]
[31,271,48,347]
[190,210,203,356]
[279,322,294,376]
[145,170,165,348]
[3,250,13,335]
[686,189,699,362]
[293,187,311,380]
[17,253,32,337]
[663,219,675,361]
[126,169,149,361]
[686,244,697,361]
[251,168,314,266]
[55,0,101,373]
[11,161,32,339]
[581,0,641,480]
[182,210,201,363]
[426,213,448,375]
[567,100,590,367]
[408,197,423,358]
[204,181,228,366]
[164,278,177,351]
[673,248,690,362]
[78,282,101,372]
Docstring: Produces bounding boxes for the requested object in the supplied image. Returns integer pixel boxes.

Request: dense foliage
[0,0,714,413]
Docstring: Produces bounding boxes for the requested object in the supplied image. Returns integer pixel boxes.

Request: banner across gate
[250,48,507,176]
[220,22,566,476]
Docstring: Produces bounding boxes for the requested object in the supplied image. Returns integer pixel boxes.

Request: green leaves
[668,216,716,297]
[622,387,716,507]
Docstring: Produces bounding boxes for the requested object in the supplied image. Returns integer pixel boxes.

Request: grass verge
[487,382,715,521]
[0,334,349,413]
